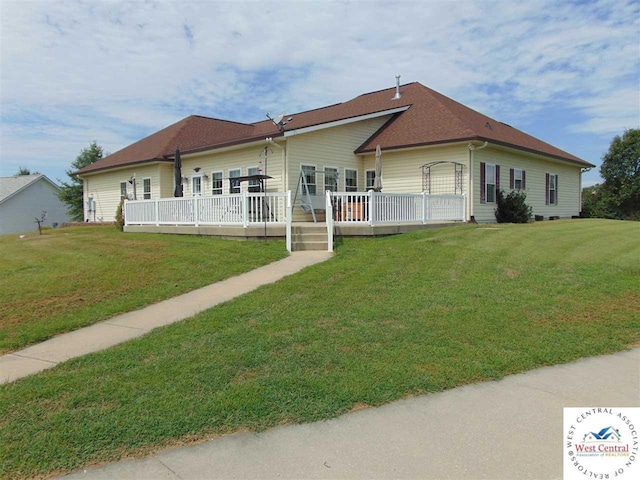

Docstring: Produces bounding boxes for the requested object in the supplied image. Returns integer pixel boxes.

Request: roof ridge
[251,82,420,125]
[355,81,419,98]
[190,115,254,127]
[251,101,346,125]
[159,116,195,154]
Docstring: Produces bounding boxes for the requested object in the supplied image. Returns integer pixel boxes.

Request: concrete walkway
[0,251,332,384]
[61,348,639,480]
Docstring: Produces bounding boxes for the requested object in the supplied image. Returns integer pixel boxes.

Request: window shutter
[555,175,559,205]
[480,162,486,203]
[545,173,550,205]
[495,165,500,193]
[522,170,526,190]
[509,169,514,189]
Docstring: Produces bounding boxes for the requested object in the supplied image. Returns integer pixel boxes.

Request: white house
[0,175,70,235]
[76,80,594,249]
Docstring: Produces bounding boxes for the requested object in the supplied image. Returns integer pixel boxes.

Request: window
[547,173,558,205]
[365,169,376,190]
[485,163,496,203]
[324,167,338,192]
[229,169,241,194]
[211,171,223,195]
[511,168,525,190]
[248,166,261,192]
[143,178,151,199]
[301,165,316,195]
[191,176,202,196]
[120,181,127,198]
[345,168,358,192]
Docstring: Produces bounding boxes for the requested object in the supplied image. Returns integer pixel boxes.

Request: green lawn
[0,226,287,353]
[1,220,639,479]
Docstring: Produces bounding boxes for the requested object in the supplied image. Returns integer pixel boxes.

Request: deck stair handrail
[325,190,334,252]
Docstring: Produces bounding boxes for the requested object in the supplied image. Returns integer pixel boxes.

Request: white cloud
[0,0,639,180]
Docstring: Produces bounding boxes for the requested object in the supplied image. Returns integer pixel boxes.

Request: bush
[495,189,532,223]
[115,196,125,231]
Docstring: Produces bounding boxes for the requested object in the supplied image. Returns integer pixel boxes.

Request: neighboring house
[77,81,594,226]
[0,174,70,235]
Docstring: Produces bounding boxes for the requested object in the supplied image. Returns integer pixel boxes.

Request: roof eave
[75,158,170,177]
[475,137,595,168]
[175,132,285,157]
[356,136,594,167]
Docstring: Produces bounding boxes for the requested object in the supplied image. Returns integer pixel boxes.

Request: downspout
[467,141,488,223]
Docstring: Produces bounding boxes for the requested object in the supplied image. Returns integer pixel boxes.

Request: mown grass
[1,220,639,479]
[0,227,287,353]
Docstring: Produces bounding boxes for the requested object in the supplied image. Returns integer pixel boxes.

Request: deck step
[291,241,329,251]
[290,223,330,252]
[291,233,327,242]
[291,227,327,235]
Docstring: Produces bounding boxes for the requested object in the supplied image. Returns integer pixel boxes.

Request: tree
[15,166,39,176]
[598,129,640,220]
[58,141,104,222]
[580,185,600,218]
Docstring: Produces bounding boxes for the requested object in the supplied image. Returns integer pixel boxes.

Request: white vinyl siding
[473,146,582,222]
[81,164,162,222]
[285,116,391,193]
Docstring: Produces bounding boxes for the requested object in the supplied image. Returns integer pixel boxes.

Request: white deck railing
[125,192,290,227]
[329,192,466,225]
[125,191,466,229]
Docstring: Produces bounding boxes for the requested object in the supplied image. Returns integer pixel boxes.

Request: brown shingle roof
[356,83,593,167]
[77,82,593,175]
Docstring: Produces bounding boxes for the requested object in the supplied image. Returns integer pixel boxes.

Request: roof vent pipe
[393,75,401,100]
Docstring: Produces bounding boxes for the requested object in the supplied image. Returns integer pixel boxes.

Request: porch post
[422,192,427,224]
[194,196,199,227]
[462,193,467,222]
[286,190,292,252]
[326,190,333,252]
[242,191,250,228]
[155,199,159,226]
[368,190,373,226]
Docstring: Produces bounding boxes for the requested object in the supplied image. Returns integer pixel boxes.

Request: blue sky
[1,0,639,187]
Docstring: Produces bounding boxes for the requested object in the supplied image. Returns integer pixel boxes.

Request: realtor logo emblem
[564,408,639,479]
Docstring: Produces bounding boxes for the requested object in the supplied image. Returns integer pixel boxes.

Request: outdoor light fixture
[194,167,201,172]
